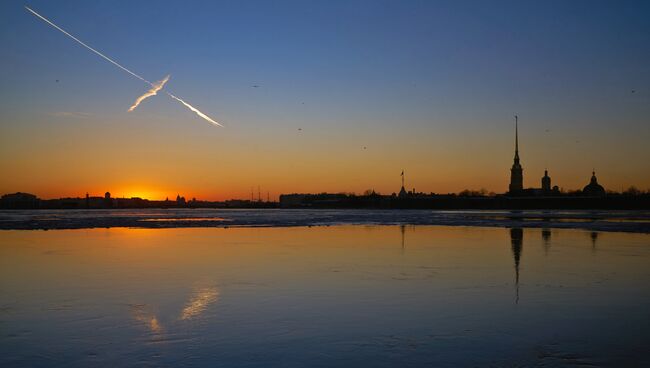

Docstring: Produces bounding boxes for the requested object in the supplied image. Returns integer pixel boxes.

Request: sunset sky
[1,0,649,200]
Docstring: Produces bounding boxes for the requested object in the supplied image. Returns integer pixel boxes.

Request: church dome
[583,171,605,196]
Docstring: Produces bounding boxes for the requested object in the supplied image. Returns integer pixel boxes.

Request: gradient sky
[1,0,649,200]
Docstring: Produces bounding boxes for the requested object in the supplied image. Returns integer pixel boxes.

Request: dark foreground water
[1,225,649,367]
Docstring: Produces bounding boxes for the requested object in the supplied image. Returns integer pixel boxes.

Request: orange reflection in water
[2,225,650,366]
[180,287,219,320]
[2,225,649,331]
[131,304,164,335]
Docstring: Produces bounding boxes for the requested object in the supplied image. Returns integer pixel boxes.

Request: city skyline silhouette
[1,118,645,205]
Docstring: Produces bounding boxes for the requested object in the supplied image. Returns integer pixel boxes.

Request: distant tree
[363,189,376,196]
[623,186,641,196]
[458,189,488,197]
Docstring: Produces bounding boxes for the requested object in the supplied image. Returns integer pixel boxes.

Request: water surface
[1,225,649,367]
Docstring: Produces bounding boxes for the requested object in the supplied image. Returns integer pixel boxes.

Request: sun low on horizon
[1,0,649,201]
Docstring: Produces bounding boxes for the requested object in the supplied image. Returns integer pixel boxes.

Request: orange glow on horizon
[113,187,173,201]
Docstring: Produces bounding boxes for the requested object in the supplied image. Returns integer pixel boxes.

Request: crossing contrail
[25,6,223,127]
[167,94,222,127]
[129,75,169,112]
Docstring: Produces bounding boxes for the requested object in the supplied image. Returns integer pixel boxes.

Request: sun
[115,187,170,201]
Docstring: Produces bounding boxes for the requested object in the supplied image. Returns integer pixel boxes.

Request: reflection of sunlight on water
[149,316,163,333]
[131,304,164,335]
[180,287,219,320]
[128,286,219,336]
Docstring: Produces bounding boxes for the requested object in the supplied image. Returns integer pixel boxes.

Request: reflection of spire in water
[541,228,551,255]
[510,228,523,304]
[400,224,406,251]
[590,231,599,251]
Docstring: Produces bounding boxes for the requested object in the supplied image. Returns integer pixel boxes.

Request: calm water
[1,225,649,367]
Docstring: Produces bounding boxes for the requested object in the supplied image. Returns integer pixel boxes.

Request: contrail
[25,6,222,127]
[129,75,170,112]
[24,6,151,84]
[168,94,222,127]
[166,93,221,127]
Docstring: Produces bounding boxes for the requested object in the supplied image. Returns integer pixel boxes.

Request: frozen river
[1,224,649,367]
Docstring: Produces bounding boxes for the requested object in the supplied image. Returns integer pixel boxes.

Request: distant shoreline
[2,193,650,211]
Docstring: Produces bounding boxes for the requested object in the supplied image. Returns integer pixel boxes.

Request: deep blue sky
[1,0,649,198]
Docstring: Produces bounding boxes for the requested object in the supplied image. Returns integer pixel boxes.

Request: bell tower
[509,116,523,193]
[541,170,551,191]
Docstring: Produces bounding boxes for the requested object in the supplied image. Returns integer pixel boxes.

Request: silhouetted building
[0,192,40,209]
[583,171,606,197]
[541,170,551,192]
[104,191,112,208]
[509,117,523,194]
[504,119,560,197]
[399,170,408,198]
[176,194,186,205]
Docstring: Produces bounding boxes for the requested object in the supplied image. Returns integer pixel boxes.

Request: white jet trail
[167,94,222,127]
[25,6,222,127]
[24,6,150,85]
[129,75,170,112]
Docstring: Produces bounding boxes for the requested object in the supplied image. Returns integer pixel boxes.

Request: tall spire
[398,170,407,197]
[509,115,523,193]
[514,115,519,161]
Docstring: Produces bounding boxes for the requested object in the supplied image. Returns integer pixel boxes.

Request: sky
[1,0,649,200]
